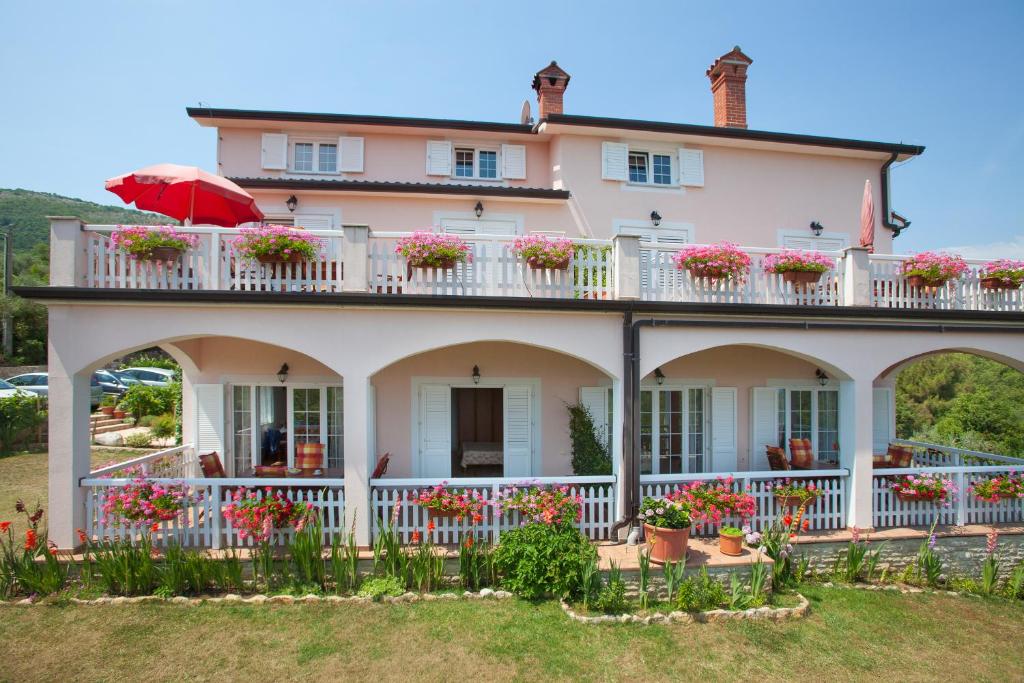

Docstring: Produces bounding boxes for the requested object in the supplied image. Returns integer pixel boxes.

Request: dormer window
[628,151,673,185]
[291,140,338,174]
[454,147,499,180]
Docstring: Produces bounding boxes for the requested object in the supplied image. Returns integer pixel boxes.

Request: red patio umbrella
[105,163,264,226]
[859,179,875,253]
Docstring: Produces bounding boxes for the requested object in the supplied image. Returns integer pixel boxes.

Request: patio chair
[199,451,226,478]
[371,452,391,479]
[874,443,914,469]
[295,442,325,470]
[788,438,815,469]
[766,446,790,471]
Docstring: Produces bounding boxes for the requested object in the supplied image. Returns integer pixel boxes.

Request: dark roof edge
[543,114,926,156]
[186,107,533,134]
[16,288,1023,328]
[228,177,570,199]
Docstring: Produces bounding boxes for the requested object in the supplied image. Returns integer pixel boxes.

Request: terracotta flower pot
[895,490,943,504]
[526,256,570,271]
[780,270,823,286]
[774,493,817,509]
[643,523,690,564]
[905,275,948,288]
[143,246,183,262]
[406,258,457,280]
[113,410,127,419]
[980,277,1021,291]
[427,508,462,520]
[719,531,744,557]
[257,252,306,264]
[100,406,115,416]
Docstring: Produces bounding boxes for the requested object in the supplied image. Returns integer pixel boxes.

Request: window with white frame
[774,386,840,463]
[291,140,338,174]
[453,147,499,180]
[628,151,673,186]
[640,386,708,475]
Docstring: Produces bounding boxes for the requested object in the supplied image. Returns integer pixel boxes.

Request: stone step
[91,417,128,428]
[92,422,134,435]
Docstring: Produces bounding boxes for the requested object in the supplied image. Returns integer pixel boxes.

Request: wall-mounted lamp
[650,210,662,227]
[474,201,484,218]
[472,365,481,384]
[815,368,829,387]
[809,221,824,237]
[286,195,298,212]
[277,363,290,384]
[654,367,666,385]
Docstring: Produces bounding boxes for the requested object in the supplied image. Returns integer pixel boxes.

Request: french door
[773,387,840,463]
[639,387,708,475]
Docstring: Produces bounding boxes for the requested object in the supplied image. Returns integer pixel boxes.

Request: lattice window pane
[294,143,314,172]
[479,150,497,178]
[318,144,337,173]
[653,154,672,185]
[628,152,648,183]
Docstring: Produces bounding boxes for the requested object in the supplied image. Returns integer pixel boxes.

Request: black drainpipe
[881,152,910,237]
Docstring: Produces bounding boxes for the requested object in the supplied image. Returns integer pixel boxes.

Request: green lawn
[0,587,1022,682]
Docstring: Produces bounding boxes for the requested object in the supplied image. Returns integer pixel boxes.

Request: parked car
[0,378,37,400]
[6,372,104,409]
[93,369,130,396]
[116,367,176,387]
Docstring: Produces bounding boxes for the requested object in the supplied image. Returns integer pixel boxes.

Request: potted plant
[762,249,834,287]
[510,235,574,271]
[638,494,692,563]
[900,251,968,288]
[719,525,744,556]
[970,473,1024,503]
[769,478,824,509]
[889,473,957,505]
[672,242,751,283]
[494,484,582,527]
[232,224,323,264]
[979,260,1024,290]
[110,225,198,262]
[99,396,116,416]
[395,231,471,275]
[410,484,487,523]
[113,405,127,419]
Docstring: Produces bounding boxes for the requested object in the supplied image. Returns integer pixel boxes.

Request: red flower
[464,535,474,549]
[24,529,37,551]
[0,521,10,534]
[782,515,793,527]
[802,519,810,532]
[76,528,88,544]
[427,520,436,533]
[150,522,160,533]
[411,530,421,544]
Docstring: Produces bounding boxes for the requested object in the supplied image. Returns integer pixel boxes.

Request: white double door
[417,381,536,478]
[640,385,737,474]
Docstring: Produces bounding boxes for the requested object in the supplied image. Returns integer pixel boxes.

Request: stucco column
[341,224,369,292]
[839,377,874,530]
[49,217,86,287]
[47,329,93,549]
[842,246,872,307]
[343,373,372,545]
[612,234,641,300]
[610,378,625,528]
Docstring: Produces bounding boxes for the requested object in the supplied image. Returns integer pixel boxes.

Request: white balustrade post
[341,224,369,292]
[343,373,372,545]
[209,232,221,289]
[49,217,87,287]
[211,483,222,549]
[612,234,641,300]
[493,482,501,543]
[840,377,875,530]
[955,471,967,526]
[842,246,872,307]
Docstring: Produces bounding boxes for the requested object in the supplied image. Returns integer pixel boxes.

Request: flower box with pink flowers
[979,259,1024,290]
[510,235,574,270]
[672,242,751,282]
[410,484,487,522]
[232,224,323,264]
[762,249,835,287]
[395,231,472,270]
[889,473,957,505]
[900,251,968,288]
[111,225,199,263]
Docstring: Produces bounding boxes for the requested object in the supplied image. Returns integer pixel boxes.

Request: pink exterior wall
[174,337,340,383]
[371,342,610,477]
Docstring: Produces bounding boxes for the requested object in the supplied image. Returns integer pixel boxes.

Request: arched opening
[371,341,616,479]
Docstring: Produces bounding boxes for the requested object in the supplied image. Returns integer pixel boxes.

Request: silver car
[6,372,104,410]
[116,367,175,387]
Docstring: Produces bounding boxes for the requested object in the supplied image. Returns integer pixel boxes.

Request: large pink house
[26,48,1024,549]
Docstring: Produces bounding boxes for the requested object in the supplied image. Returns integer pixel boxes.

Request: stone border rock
[816,581,978,597]
[0,588,515,607]
[559,593,810,625]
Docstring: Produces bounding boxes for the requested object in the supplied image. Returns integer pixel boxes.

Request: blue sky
[1,0,1022,256]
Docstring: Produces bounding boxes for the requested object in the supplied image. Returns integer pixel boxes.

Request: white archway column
[839,376,874,530]
[343,373,373,546]
[47,356,93,549]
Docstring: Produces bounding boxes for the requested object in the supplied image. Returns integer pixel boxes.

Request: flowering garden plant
[889,473,958,505]
[510,235,574,269]
[767,478,824,506]
[970,473,1024,503]
[222,486,312,542]
[900,251,968,284]
[99,474,196,530]
[232,224,322,262]
[979,259,1024,288]
[395,231,471,268]
[495,484,582,527]
[111,225,199,261]
[637,495,692,530]
[762,249,834,274]
[672,242,751,280]
[674,477,756,525]
[410,484,487,523]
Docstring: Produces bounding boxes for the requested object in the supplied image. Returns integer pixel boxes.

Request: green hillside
[0,188,168,254]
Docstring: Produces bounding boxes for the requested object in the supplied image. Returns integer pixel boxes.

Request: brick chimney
[532,61,571,119]
[706,46,753,128]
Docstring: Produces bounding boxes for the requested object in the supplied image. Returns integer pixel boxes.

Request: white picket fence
[369,476,617,544]
[89,444,201,479]
[639,469,848,535]
[367,233,614,299]
[84,226,344,293]
[80,473,346,549]
[869,255,1024,311]
[640,246,845,306]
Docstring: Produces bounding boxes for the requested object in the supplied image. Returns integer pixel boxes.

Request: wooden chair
[199,451,226,478]
[371,452,391,479]
[766,446,790,471]
[788,438,815,469]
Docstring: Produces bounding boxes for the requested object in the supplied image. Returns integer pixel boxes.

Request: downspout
[609,310,634,539]
[880,152,911,237]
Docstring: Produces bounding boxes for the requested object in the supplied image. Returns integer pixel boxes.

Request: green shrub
[567,402,612,475]
[493,522,597,600]
[676,567,729,612]
[150,414,177,439]
[596,578,628,613]
[357,575,405,601]
[120,353,179,371]
[119,384,176,424]
[124,432,153,449]
[0,393,45,454]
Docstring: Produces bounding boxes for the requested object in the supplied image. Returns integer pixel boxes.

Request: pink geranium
[979,260,1024,287]
[668,476,757,526]
[672,242,751,280]
[494,483,583,527]
[762,250,835,274]
[901,251,968,282]
[99,471,196,528]
[395,231,471,267]
[222,486,310,542]
[409,484,487,523]
[510,234,574,268]
[110,225,199,261]
[232,224,322,261]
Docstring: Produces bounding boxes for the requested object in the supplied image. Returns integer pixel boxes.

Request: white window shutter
[194,384,225,457]
[500,144,527,179]
[293,213,334,229]
[579,387,609,447]
[750,387,780,471]
[781,235,848,251]
[418,384,451,477]
[711,387,738,472]
[679,148,704,187]
[872,388,893,455]
[426,140,452,176]
[339,136,364,173]
[504,385,533,477]
[261,133,288,170]
[601,142,629,181]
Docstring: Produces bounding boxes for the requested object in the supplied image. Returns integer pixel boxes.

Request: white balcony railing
[870,254,1024,311]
